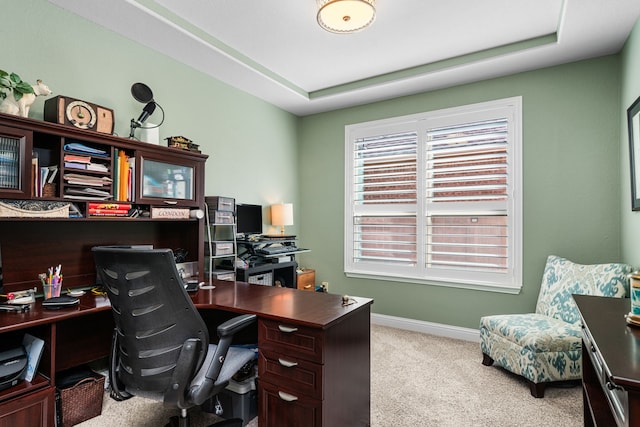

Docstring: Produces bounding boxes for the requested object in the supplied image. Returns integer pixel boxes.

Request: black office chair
[92,247,256,427]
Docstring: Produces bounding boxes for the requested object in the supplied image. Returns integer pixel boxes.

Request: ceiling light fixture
[317,0,376,34]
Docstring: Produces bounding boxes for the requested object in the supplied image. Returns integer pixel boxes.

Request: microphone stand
[129,118,141,139]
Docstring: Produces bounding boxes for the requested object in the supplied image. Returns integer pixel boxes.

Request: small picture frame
[628,95,640,210]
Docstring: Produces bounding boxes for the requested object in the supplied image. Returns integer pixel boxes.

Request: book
[88,210,130,216]
[118,150,129,201]
[64,162,87,170]
[86,163,109,172]
[22,333,45,382]
[63,154,91,164]
[88,202,132,210]
[88,208,130,215]
[47,165,58,183]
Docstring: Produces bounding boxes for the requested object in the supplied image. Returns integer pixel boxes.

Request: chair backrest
[535,255,632,324]
[92,246,209,395]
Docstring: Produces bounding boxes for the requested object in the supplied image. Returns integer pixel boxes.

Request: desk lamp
[270,203,293,236]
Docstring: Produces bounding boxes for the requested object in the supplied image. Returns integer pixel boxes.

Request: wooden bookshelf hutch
[0,112,207,423]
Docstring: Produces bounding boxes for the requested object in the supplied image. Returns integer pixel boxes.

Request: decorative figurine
[0,70,52,117]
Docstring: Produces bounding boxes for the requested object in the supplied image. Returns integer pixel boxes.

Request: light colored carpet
[78,324,581,426]
[370,325,581,427]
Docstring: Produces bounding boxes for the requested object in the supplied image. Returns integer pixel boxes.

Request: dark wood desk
[0,281,373,427]
[574,294,640,427]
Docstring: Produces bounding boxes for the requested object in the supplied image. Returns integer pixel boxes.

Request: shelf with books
[61,141,114,202]
[113,148,135,202]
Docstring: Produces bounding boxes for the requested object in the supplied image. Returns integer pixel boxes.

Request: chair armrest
[187,314,257,404]
[203,314,256,382]
[217,314,257,338]
[165,338,202,408]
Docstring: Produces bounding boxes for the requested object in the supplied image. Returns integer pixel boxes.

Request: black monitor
[236,204,262,236]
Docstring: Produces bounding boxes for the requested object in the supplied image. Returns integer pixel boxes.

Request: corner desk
[0,281,373,427]
[574,294,640,426]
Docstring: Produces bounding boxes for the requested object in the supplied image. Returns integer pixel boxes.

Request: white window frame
[344,97,522,293]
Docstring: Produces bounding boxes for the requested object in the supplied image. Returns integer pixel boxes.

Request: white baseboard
[371,313,480,342]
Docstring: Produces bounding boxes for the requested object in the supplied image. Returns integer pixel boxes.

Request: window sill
[344,271,522,294]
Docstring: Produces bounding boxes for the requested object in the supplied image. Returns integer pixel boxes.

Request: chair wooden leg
[529,381,545,398]
[481,352,494,366]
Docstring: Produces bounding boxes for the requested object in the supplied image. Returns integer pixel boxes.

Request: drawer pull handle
[278,325,298,333]
[278,391,298,402]
[278,358,298,368]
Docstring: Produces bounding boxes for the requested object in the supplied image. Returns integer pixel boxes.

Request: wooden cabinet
[575,295,640,427]
[257,306,371,427]
[0,113,208,296]
[0,124,32,199]
[0,111,209,425]
[297,269,315,291]
[258,319,324,426]
[0,385,55,427]
[0,112,206,210]
[136,151,204,207]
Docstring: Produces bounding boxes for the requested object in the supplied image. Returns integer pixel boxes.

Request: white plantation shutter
[426,119,509,273]
[345,97,522,292]
[351,130,418,269]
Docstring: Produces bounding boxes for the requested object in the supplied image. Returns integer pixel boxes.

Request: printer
[0,346,27,391]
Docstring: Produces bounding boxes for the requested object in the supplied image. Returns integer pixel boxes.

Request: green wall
[298,56,624,328]
[621,19,640,266]
[1,0,300,235]
[5,1,637,330]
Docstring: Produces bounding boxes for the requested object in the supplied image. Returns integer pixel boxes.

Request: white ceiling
[49,0,640,116]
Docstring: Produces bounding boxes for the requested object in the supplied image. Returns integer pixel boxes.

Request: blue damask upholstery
[479,255,632,397]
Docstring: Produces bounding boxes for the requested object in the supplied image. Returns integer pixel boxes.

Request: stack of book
[63,173,113,200]
[62,141,114,201]
[63,153,109,173]
[87,202,132,217]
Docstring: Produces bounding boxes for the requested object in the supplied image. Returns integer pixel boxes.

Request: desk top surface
[574,294,640,390]
[191,281,372,328]
[0,280,373,332]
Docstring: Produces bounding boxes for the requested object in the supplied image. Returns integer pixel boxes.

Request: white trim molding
[371,313,480,342]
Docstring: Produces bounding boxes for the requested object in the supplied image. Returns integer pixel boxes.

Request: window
[344,97,522,292]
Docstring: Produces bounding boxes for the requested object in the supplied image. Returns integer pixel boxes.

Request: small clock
[44,96,114,134]
[66,100,96,130]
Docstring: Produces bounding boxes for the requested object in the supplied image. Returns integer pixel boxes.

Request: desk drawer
[297,269,315,291]
[259,349,322,399]
[582,324,628,426]
[259,379,321,427]
[259,319,323,363]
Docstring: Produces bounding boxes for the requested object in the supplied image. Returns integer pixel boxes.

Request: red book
[88,208,130,216]
[88,202,132,210]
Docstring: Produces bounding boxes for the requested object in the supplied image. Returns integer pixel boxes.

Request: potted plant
[0,69,34,101]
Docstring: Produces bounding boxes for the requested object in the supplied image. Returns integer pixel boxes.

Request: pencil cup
[43,282,61,299]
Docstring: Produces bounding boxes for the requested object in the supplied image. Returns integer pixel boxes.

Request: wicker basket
[59,375,105,426]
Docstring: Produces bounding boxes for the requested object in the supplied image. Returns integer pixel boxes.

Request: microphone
[135,101,156,126]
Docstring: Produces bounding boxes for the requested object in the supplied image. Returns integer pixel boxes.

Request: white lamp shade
[271,203,294,226]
